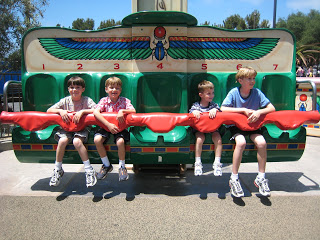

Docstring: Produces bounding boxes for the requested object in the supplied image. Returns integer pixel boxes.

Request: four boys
[48,67,275,198]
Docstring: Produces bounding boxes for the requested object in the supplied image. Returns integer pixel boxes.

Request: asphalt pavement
[0,136,320,239]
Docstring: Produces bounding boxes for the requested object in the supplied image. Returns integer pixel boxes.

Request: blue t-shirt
[221,87,270,110]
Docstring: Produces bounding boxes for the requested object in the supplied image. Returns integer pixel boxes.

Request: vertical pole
[273,0,277,28]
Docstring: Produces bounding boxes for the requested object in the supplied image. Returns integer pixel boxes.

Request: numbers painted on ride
[201,64,207,70]
[273,64,278,70]
[157,63,164,70]
[77,64,83,70]
[114,63,120,70]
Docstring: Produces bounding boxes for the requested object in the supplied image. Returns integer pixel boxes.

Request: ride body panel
[10,11,308,164]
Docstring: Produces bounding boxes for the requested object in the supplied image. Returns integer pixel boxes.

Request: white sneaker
[86,169,97,187]
[254,177,271,197]
[229,178,244,198]
[194,162,203,176]
[49,168,64,187]
[213,163,223,176]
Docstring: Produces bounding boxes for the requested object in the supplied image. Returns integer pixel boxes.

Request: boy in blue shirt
[221,67,275,198]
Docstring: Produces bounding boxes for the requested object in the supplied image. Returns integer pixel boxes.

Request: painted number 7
[273,64,278,70]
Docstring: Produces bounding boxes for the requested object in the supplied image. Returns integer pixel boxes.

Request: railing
[1,80,22,137]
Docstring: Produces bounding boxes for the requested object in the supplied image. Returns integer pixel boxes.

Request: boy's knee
[94,135,103,145]
[73,138,83,148]
[116,137,125,146]
[255,139,267,149]
[58,137,69,146]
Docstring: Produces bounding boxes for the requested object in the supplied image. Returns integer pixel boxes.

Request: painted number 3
[114,63,120,69]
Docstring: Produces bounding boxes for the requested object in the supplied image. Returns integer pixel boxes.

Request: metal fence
[0,73,22,138]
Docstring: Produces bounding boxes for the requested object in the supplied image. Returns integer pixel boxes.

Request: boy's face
[68,84,85,101]
[238,76,256,89]
[106,84,122,102]
[199,88,214,103]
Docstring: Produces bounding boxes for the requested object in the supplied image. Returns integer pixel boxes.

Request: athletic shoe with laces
[194,162,203,176]
[97,164,113,180]
[213,163,223,176]
[229,178,244,198]
[49,168,64,187]
[254,177,271,197]
[119,166,129,181]
[86,169,97,187]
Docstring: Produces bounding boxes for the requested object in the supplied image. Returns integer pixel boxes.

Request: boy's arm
[47,107,71,123]
[72,109,95,124]
[93,109,120,134]
[117,108,136,124]
[247,103,275,123]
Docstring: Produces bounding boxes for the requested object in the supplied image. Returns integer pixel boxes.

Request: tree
[97,19,121,29]
[223,14,246,30]
[245,10,260,29]
[72,18,95,30]
[0,0,48,71]
[296,43,320,67]
[260,20,270,28]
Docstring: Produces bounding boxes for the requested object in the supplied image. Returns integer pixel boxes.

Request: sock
[257,172,265,179]
[195,157,201,164]
[54,161,62,171]
[231,173,239,181]
[83,160,93,172]
[119,160,125,168]
[101,156,110,167]
[213,157,221,165]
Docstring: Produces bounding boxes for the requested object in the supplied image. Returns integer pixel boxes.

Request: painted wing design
[167,37,280,60]
[39,37,152,60]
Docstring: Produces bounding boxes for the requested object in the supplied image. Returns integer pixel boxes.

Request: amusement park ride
[1,0,319,170]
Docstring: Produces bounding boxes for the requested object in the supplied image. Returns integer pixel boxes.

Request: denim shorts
[229,126,265,141]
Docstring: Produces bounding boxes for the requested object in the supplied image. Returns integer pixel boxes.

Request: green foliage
[97,19,121,29]
[72,18,95,30]
[245,10,260,29]
[223,14,246,30]
[0,0,48,71]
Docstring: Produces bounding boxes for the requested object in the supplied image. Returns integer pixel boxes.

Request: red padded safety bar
[0,111,319,133]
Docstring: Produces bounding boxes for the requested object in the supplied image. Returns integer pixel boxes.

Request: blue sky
[40,0,320,28]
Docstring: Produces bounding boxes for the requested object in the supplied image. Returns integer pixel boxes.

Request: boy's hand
[72,111,84,124]
[116,110,125,124]
[107,123,120,134]
[59,110,71,123]
[208,108,217,119]
[247,110,261,123]
[192,110,201,119]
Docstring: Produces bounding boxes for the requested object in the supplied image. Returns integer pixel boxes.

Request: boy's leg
[94,134,107,158]
[50,136,69,186]
[250,134,270,196]
[232,134,246,175]
[250,134,267,173]
[194,132,205,176]
[94,134,113,180]
[116,137,129,181]
[212,132,223,176]
[229,134,246,197]
[73,136,97,187]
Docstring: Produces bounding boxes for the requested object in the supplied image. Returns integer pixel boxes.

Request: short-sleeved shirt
[189,101,220,113]
[95,96,135,112]
[49,96,96,112]
[48,96,96,142]
[221,87,270,110]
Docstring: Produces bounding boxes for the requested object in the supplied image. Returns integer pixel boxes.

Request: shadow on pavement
[30,168,320,202]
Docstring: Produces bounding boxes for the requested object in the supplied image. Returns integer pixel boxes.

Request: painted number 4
[157,63,164,69]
